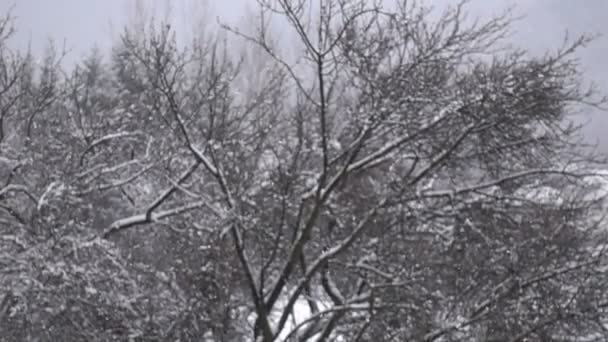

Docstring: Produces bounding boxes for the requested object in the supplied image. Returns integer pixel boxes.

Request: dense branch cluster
[1,1,608,341]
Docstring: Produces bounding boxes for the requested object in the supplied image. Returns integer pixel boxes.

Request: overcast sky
[1,0,607,150]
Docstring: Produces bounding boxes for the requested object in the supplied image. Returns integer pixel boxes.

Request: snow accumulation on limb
[75,137,157,182]
[76,159,142,179]
[102,199,211,238]
[347,105,453,174]
[75,163,158,195]
[79,131,144,163]
[144,161,200,219]
[420,168,603,199]
[171,102,236,211]
[86,131,144,149]
[351,261,395,282]
[0,184,38,203]
[37,181,64,211]
[188,143,220,178]
[96,160,221,238]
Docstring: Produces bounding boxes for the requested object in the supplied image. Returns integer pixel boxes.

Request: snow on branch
[102,199,212,239]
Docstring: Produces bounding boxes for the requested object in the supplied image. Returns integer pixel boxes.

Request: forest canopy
[1,1,608,341]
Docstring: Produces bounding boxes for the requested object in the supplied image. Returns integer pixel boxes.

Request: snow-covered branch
[102,199,212,238]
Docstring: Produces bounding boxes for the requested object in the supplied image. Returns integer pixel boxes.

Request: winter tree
[2,1,608,341]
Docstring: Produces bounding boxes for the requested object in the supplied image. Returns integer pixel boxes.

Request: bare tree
[3,1,608,341]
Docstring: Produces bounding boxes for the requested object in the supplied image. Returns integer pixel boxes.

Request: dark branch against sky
[1,0,606,150]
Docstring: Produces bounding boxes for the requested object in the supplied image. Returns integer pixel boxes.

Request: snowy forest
[2,0,608,341]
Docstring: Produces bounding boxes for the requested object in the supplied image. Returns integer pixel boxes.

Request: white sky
[1,0,607,149]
